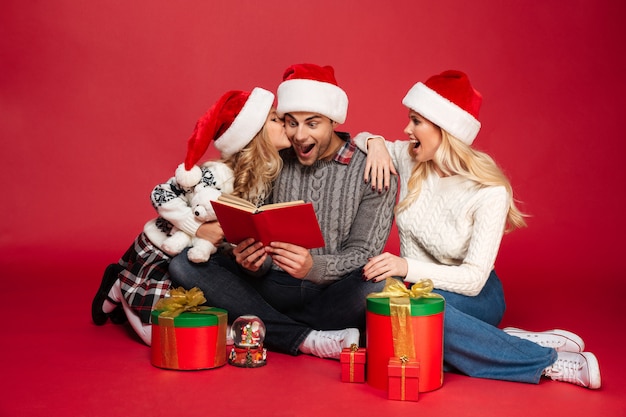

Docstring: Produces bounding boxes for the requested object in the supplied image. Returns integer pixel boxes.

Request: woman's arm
[151,177,202,237]
[354,132,407,192]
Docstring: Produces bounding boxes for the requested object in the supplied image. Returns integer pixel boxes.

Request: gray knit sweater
[269,137,398,284]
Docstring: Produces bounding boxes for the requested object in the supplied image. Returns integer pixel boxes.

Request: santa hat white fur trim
[214,87,275,158]
[277,79,348,124]
[175,163,202,189]
[402,83,481,145]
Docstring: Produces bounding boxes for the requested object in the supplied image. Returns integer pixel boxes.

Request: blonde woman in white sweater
[357,70,601,389]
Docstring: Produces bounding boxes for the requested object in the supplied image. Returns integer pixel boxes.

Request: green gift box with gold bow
[151,287,228,370]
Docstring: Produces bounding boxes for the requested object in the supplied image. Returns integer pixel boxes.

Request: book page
[218,194,306,213]
[258,200,306,211]
[217,194,257,212]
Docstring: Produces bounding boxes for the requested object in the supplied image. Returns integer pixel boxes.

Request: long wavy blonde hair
[222,123,283,205]
[396,129,527,232]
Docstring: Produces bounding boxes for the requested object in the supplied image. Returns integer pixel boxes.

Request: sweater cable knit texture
[355,133,508,296]
[271,138,397,284]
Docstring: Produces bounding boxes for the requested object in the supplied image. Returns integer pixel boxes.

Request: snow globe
[228,315,267,367]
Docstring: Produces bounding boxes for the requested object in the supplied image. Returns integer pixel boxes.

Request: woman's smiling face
[404,110,442,163]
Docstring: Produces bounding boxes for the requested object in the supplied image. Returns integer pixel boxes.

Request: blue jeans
[435,271,557,383]
[168,249,385,355]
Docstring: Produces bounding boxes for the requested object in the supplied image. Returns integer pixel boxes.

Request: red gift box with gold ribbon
[366,278,445,392]
[151,287,227,370]
[340,344,366,383]
[388,357,420,401]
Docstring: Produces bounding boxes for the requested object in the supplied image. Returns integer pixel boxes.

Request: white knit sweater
[144,161,235,250]
[355,134,509,296]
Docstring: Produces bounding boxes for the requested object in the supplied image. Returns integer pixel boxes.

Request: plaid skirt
[118,232,172,324]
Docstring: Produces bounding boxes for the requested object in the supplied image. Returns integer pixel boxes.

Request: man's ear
[331,120,339,129]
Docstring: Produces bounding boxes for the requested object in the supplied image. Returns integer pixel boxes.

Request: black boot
[91,263,124,325]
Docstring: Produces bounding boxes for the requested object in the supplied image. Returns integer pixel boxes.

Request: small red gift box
[388,357,419,401]
[340,344,366,383]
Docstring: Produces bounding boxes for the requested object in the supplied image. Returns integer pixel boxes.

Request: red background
[2,0,625,299]
[1,3,625,415]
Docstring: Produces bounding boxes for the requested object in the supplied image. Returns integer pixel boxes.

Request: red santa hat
[402,70,482,145]
[276,63,348,124]
[176,87,275,188]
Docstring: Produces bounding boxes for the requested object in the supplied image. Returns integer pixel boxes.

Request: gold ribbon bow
[367,277,441,300]
[154,286,209,318]
[368,278,442,359]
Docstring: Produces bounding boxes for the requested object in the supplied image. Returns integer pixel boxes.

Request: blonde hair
[222,122,283,205]
[396,129,527,232]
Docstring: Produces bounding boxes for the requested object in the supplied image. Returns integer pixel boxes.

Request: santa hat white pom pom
[175,163,202,189]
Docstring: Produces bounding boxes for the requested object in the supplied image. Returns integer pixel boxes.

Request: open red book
[211,194,325,249]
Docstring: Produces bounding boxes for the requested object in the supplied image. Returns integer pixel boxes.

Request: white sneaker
[503,327,585,352]
[544,351,601,389]
[300,328,360,359]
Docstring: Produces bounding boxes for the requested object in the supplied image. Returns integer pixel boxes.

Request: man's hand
[265,242,313,279]
[233,238,268,272]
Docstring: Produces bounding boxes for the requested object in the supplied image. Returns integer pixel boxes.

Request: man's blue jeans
[169,249,385,355]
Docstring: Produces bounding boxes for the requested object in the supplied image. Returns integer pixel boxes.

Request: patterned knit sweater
[145,161,235,251]
[270,135,398,285]
[355,134,508,296]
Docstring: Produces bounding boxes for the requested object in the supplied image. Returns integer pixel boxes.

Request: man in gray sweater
[170,63,397,359]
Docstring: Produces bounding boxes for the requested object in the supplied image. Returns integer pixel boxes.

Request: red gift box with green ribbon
[366,278,445,392]
[151,287,228,370]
